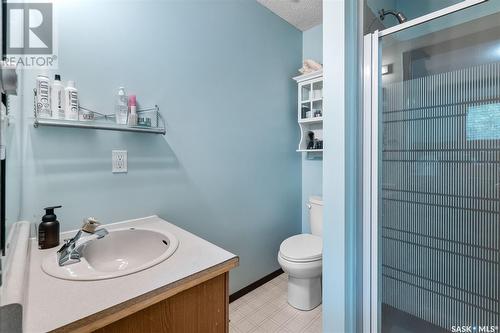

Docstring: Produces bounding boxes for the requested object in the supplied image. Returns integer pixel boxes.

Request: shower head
[379,8,407,24]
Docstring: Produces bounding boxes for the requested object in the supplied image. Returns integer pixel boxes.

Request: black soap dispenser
[38,205,62,249]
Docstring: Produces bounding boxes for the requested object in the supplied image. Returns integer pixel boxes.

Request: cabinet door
[301,83,311,102]
[312,80,323,100]
[311,80,323,118]
[300,83,311,120]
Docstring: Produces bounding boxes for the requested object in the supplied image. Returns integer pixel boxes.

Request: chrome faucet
[57,217,109,266]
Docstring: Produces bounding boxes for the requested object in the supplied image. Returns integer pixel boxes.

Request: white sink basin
[42,227,179,281]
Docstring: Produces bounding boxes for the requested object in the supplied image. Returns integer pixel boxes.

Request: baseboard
[229,269,284,303]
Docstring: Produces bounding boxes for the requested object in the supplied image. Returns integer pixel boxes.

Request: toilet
[278,196,323,311]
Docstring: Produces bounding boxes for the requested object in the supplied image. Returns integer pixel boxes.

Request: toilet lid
[279,234,322,262]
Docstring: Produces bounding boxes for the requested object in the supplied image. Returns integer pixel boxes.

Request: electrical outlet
[112,150,127,173]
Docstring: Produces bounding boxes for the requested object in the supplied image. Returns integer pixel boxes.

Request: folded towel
[299,59,323,74]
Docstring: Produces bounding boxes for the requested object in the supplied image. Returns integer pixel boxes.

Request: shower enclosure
[363,1,500,331]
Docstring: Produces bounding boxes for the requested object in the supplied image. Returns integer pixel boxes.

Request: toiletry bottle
[115,87,128,125]
[51,74,65,119]
[38,205,62,249]
[128,95,138,126]
[64,80,79,120]
[36,71,51,118]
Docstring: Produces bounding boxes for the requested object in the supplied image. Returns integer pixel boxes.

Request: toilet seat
[279,234,322,263]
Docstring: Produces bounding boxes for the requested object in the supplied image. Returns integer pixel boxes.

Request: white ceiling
[256,0,322,31]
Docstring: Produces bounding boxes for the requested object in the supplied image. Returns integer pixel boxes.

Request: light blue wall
[394,0,500,41]
[367,0,500,32]
[303,25,323,63]
[8,0,302,294]
[366,0,397,27]
[301,24,323,233]
[396,0,462,20]
[366,0,461,29]
[366,0,396,14]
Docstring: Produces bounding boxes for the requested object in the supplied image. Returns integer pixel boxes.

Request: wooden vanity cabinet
[51,258,238,333]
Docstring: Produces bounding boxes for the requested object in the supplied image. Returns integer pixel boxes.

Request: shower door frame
[362,1,490,332]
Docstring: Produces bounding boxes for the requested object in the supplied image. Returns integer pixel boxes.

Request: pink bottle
[128,95,137,126]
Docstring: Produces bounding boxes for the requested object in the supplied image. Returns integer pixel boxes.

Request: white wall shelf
[292,69,323,82]
[293,71,323,153]
[297,149,323,152]
[299,117,323,124]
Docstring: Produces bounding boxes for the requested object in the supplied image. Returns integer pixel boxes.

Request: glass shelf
[32,89,166,136]
[33,117,166,134]
[32,89,165,134]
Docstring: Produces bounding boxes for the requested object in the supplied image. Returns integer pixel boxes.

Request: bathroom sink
[42,227,179,280]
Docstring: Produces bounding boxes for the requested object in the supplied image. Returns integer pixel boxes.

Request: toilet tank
[308,196,323,236]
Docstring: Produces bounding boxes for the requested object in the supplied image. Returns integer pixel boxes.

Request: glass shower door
[376,5,500,332]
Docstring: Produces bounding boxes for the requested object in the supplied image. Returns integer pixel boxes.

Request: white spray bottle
[64,81,79,121]
[35,69,51,118]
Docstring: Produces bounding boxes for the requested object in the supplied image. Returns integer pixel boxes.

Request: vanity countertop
[23,215,238,333]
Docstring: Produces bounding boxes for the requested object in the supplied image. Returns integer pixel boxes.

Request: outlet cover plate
[112,150,127,173]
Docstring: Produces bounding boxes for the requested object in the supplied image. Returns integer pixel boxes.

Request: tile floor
[229,273,322,333]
